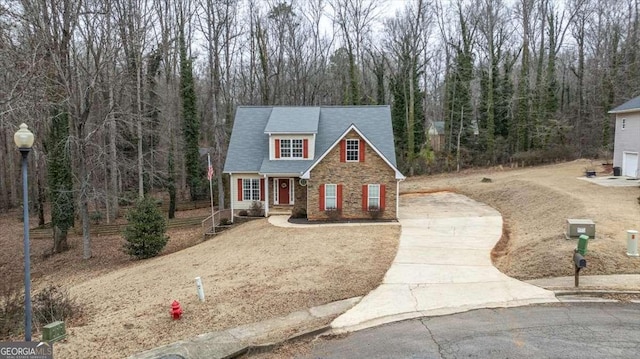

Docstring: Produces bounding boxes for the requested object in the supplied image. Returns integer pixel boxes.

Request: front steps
[269,205,292,217]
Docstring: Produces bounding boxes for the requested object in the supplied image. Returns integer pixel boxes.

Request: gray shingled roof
[315,107,397,167]
[263,107,320,133]
[610,96,640,113]
[258,158,315,174]
[223,107,271,173]
[223,106,399,175]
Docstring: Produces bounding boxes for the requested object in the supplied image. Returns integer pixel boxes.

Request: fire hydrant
[170,300,183,320]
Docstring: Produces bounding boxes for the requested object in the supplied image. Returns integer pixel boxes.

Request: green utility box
[566,219,595,239]
[577,234,589,256]
[42,321,66,343]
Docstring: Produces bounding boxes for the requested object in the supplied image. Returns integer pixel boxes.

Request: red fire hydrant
[170,300,183,320]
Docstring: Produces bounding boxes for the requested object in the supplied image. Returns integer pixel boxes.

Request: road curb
[229,325,331,358]
[554,289,640,296]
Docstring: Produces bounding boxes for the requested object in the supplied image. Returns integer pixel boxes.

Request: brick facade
[306,130,397,220]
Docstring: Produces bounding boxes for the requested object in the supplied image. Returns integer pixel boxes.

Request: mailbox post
[573,250,587,287]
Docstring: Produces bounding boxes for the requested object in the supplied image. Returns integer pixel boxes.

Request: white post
[396,180,400,219]
[195,276,205,302]
[230,173,234,223]
[208,153,215,234]
[627,230,639,257]
[264,174,269,217]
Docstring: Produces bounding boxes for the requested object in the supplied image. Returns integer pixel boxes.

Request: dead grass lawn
[44,219,399,358]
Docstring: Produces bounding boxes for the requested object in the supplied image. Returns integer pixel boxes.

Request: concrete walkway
[268,215,400,228]
[331,192,559,332]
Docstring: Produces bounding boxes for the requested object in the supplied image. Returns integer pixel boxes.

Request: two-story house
[223,106,405,220]
[610,96,640,177]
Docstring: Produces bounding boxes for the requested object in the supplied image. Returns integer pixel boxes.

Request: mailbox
[573,250,587,287]
[573,251,586,268]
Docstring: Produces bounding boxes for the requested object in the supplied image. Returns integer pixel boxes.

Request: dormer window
[346,139,359,162]
[280,139,302,158]
[274,138,309,159]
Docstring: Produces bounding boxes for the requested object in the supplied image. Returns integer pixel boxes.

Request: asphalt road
[302,303,640,359]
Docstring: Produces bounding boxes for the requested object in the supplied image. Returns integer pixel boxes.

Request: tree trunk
[35,150,45,226]
[0,132,8,210]
[137,61,144,199]
[7,130,18,208]
[79,137,91,259]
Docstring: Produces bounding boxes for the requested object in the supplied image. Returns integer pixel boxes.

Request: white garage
[623,152,638,177]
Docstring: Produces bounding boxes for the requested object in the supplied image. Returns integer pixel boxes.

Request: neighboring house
[609,96,640,178]
[427,121,445,152]
[223,106,405,220]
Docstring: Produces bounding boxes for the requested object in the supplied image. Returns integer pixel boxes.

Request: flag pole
[208,153,215,234]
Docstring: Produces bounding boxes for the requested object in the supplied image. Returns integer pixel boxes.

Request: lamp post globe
[14,123,35,149]
[15,123,34,341]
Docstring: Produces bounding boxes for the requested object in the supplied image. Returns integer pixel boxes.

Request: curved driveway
[331,192,558,332]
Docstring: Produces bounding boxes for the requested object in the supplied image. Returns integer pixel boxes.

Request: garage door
[623,152,639,177]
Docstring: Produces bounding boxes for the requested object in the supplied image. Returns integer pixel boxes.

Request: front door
[278,179,290,204]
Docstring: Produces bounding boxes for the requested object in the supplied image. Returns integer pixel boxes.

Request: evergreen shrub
[123,197,169,259]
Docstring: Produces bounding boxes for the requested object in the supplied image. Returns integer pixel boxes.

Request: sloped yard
[48,219,399,358]
[403,159,640,280]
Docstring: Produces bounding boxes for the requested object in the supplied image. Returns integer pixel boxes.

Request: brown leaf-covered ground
[0,210,399,358]
[403,159,640,280]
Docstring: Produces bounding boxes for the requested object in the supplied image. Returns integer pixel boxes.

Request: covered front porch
[264,175,307,218]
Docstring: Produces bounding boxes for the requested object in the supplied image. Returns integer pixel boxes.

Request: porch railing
[201,209,232,236]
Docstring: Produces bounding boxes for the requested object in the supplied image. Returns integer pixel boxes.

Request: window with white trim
[280,139,303,158]
[325,184,337,209]
[243,178,260,201]
[346,139,359,161]
[291,139,303,158]
[622,118,626,130]
[368,184,380,209]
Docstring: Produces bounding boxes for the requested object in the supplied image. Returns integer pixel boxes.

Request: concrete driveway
[331,192,558,332]
[577,175,640,187]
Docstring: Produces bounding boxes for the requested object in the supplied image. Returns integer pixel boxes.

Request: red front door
[278,179,290,204]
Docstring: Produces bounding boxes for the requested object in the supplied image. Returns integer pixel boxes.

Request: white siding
[230,173,264,210]
[269,134,315,160]
[613,113,640,174]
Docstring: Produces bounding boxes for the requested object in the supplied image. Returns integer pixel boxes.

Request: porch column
[264,174,269,217]
[396,180,400,219]
[230,173,234,223]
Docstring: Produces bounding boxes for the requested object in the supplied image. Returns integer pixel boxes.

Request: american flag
[207,153,214,181]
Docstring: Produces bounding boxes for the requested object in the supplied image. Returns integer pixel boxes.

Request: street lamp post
[14,123,34,342]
